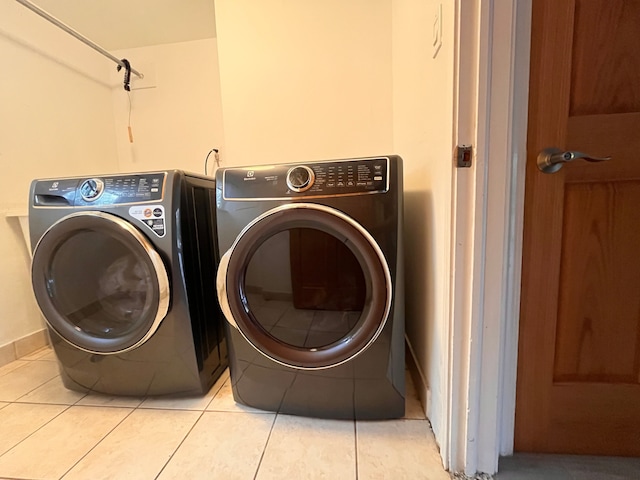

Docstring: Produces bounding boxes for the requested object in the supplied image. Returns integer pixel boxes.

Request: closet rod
[15,0,144,79]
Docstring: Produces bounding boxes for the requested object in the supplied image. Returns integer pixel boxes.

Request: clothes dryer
[216,156,404,419]
[29,170,227,396]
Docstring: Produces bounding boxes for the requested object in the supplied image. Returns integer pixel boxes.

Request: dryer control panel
[33,173,166,207]
[222,157,389,200]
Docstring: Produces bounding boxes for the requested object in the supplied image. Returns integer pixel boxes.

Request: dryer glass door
[31,212,169,354]
[217,203,392,369]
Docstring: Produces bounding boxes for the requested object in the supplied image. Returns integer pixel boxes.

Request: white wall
[214,0,393,168]
[112,39,225,174]
[0,2,118,348]
[392,0,455,453]
[215,0,457,456]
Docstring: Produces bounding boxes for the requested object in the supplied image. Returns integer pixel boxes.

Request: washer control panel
[223,157,389,200]
[33,173,166,207]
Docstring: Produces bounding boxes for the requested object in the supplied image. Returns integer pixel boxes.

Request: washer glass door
[217,203,392,369]
[31,212,169,354]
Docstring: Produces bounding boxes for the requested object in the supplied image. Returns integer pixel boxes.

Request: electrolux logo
[244,170,257,182]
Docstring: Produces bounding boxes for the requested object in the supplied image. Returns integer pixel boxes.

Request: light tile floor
[0,347,450,480]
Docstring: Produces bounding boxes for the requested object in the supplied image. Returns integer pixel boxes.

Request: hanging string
[127,91,133,143]
[116,58,134,143]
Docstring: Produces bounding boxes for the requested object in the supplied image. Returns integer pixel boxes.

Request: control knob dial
[286,165,315,193]
[79,178,105,202]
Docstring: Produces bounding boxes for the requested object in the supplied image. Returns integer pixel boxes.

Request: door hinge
[455,145,473,168]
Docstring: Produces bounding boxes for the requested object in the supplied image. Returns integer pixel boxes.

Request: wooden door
[515,0,640,455]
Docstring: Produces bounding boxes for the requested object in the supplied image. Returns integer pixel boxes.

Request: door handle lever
[537,148,611,174]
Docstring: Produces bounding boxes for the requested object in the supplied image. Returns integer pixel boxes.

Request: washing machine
[29,170,228,396]
[215,156,404,419]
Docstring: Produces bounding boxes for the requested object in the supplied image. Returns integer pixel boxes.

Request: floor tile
[64,408,201,480]
[0,405,131,480]
[0,359,28,378]
[560,455,640,480]
[496,454,572,479]
[158,412,275,480]
[206,376,266,413]
[497,454,640,480]
[16,375,86,405]
[0,403,66,456]
[256,414,356,480]
[39,349,58,362]
[0,360,59,402]
[76,392,145,408]
[356,419,449,480]
[20,346,53,361]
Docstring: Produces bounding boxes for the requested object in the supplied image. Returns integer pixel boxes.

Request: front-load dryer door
[216,203,392,370]
[31,211,170,355]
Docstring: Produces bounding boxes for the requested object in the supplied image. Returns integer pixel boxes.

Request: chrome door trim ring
[31,211,170,355]
[217,202,393,370]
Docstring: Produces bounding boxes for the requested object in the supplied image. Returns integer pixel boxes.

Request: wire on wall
[204,148,220,176]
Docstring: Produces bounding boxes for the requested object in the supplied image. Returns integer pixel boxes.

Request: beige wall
[0,1,118,348]
[0,4,224,349]
[112,39,225,174]
[3,1,457,458]
[215,0,457,452]
[214,0,394,168]
[392,0,455,446]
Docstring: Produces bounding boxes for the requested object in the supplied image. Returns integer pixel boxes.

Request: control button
[286,165,315,193]
[153,208,163,217]
[79,178,105,202]
[347,181,355,186]
[374,176,383,181]
[327,182,335,187]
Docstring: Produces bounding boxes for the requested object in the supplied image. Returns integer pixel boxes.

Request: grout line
[58,406,137,479]
[0,403,73,461]
[153,409,207,480]
[252,412,278,480]
[7,371,60,404]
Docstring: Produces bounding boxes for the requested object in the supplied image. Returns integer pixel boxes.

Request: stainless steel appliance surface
[29,170,227,396]
[216,156,405,419]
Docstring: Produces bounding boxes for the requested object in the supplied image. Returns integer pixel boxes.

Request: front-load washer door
[216,203,392,370]
[31,211,170,355]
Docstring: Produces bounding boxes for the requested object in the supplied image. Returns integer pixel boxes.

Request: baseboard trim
[0,328,50,368]
[405,336,429,417]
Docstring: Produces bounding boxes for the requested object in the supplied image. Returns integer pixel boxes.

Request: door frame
[448,0,532,475]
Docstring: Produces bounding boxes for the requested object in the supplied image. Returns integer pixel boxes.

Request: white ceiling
[29,0,216,50]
